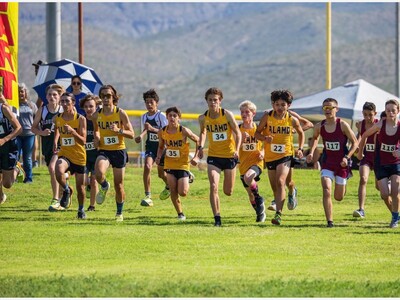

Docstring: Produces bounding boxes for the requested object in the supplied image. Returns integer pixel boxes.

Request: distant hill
[18,2,398,113]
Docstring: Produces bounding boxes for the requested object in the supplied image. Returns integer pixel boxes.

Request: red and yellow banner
[0,2,18,109]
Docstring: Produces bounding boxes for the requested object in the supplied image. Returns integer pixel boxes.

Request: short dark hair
[99,84,120,105]
[143,89,159,102]
[362,101,376,111]
[166,106,181,118]
[61,92,76,103]
[205,87,223,101]
[323,98,338,106]
[271,90,293,104]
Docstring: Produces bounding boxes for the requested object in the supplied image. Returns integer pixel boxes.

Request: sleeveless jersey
[375,119,400,166]
[85,117,97,163]
[161,125,190,171]
[320,118,348,168]
[360,119,378,164]
[40,104,62,153]
[238,123,263,175]
[55,112,86,166]
[0,104,14,139]
[263,111,293,162]
[142,111,167,153]
[204,108,235,158]
[97,107,125,150]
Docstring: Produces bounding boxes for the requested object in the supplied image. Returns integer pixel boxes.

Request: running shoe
[189,171,195,184]
[353,209,365,218]
[48,199,65,212]
[60,187,73,209]
[390,218,398,228]
[115,213,124,222]
[177,213,186,221]
[255,196,265,213]
[159,188,170,200]
[287,188,298,210]
[96,181,110,205]
[16,162,25,183]
[140,195,154,207]
[256,212,266,223]
[0,193,6,205]
[32,160,39,168]
[268,200,276,211]
[77,211,87,219]
[327,221,334,228]
[271,213,281,225]
[87,205,95,211]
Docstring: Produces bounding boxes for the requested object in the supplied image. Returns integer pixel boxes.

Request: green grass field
[0,165,399,297]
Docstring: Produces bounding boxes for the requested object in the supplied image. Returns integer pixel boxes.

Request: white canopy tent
[290,79,399,125]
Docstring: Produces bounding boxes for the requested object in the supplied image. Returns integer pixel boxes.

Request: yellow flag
[0,2,18,110]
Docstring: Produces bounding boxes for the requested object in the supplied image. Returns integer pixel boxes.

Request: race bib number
[325,141,340,151]
[149,132,159,142]
[85,142,95,150]
[212,132,227,142]
[62,137,75,146]
[380,143,396,153]
[271,144,285,153]
[242,143,256,151]
[365,143,375,152]
[166,149,180,158]
[104,136,119,145]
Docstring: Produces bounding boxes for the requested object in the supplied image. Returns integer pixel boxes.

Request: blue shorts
[145,150,165,167]
[0,139,18,171]
[58,156,87,175]
[374,163,400,180]
[207,156,238,171]
[98,149,128,168]
[165,169,190,180]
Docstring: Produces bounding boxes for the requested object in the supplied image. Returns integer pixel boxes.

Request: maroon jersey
[320,118,349,170]
[360,119,378,167]
[375,119,400,166]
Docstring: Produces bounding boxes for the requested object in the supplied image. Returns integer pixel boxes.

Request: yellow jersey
[97,107,125,150]
[55,112,86,166]
[238,123,263,175]
[263,111,293,162]
[204,108,235,158]
[161,125,190,171]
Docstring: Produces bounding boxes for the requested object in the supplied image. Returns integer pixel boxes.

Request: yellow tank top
[263,111,293,162]
[161,125,190,171]
[56,112,86,166]
[97,107,125,150]
[204,108,235,158]
[238,123,263,175]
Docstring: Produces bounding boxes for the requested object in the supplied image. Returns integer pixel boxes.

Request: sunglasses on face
[322,105,337,111]
[72,82,81,86]
[101,93,112,99]
[60,99,72,104]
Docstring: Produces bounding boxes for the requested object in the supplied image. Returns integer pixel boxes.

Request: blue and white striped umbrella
[33,58,103,102]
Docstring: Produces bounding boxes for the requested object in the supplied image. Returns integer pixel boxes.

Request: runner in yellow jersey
[93,85,135,221]
[53,92,87,219]
[255,89,304,226]
[238,100,266,223]
[197,87,241,227]
[156,106,200,221]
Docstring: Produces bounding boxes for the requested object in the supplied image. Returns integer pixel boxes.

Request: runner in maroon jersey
[306,98,358,228]
[358,99,400,228]
[353,102,379,218]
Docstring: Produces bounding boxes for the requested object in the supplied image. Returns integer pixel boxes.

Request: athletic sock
[78,205,84,212]
[391,212,399,221]
[145,192,151,197]
[117,201,124,215]
[100,180,109,189]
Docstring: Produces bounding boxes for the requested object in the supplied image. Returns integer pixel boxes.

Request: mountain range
[18,2,398,113]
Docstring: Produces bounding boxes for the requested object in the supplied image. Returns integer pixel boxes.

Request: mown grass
[0,165,399,297]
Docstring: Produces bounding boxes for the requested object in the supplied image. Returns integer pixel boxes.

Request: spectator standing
[17,83,38,183]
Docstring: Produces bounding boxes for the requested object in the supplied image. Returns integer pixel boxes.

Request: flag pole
[326,2,331,90]
[78,2,84,64]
